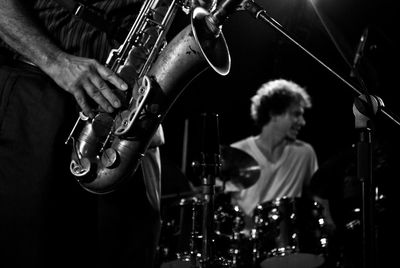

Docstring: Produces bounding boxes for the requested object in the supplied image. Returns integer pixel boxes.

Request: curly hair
[250,79,312,128]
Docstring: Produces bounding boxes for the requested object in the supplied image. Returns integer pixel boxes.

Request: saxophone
[66,0,240,194]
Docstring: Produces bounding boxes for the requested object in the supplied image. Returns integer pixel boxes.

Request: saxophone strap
[53,0,127,43]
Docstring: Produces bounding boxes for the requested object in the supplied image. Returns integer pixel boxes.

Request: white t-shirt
[230,136,318,216]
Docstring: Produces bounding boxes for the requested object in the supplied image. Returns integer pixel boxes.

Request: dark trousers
[0,60,160,267]
[97,172,161,268]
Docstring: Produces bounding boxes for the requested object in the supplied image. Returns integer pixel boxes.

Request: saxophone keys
[65,112,90,145]
[70,157,91,177]
[92,113,114,137]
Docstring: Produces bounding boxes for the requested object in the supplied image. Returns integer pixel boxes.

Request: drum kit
[157,146,329,268]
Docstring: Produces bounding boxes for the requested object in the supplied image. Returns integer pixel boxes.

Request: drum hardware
[158,135,261,267]
[188,114,260,268]
[159,164,332,267]
[213,201,247,267]
[158,195,247,267]
[158,116,261,267]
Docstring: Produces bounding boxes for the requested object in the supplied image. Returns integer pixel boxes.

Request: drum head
[260,253,325,268]
[160,260,191,268]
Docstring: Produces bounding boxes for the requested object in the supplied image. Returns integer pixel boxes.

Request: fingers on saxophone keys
[84,81,115,113]
[97,64,128,92]
[89,75,122,112]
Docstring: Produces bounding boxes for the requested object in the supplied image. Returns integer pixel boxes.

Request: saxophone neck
[106,0,188,74]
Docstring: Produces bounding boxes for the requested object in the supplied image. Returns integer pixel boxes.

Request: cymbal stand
[199,157,220,267]
[192,113,221,268]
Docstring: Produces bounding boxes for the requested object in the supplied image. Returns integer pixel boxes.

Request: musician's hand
[43,52,128,117]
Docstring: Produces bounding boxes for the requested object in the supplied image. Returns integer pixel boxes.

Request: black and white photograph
[1,0,398,267]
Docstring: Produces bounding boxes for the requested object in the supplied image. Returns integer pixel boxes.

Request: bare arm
[0,0,127,117]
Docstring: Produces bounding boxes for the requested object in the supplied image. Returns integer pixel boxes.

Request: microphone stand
[239,1,400,268]
[351,31,379,268]
[353,95,379,268]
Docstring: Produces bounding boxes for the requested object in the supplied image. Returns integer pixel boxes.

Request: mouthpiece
[206,0,244,34]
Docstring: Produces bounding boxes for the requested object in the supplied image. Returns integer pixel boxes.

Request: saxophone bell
[192,0,245,75]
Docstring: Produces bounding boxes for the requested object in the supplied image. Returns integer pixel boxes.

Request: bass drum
[252,197,329,268]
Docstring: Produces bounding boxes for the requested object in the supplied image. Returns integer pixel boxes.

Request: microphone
[350,27,369,77]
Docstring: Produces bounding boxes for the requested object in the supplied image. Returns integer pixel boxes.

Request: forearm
[0,0,62,72]
[0,0,128,116]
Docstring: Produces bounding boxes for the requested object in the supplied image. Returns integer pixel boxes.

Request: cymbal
[219,145,260,190]
[161,188,200,200]
[160,161,194,199]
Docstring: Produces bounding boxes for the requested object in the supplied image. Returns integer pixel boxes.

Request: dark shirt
[1,0,143,63]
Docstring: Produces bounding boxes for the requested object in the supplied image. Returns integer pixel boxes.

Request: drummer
[220,78,335,231]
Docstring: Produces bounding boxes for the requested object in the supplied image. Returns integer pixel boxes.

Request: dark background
[159,0,399,266]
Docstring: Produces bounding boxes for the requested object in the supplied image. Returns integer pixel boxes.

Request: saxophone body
[66,0,231,194]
